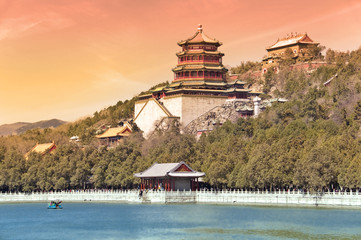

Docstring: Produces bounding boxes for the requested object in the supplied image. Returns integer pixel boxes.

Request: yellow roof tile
[267,33,319,50]
[96,126,132,139]
[178,25,221,46]
[31,142,56,154]
[25,142,56,159]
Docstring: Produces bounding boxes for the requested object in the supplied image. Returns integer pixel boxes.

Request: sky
[1,0,361,125]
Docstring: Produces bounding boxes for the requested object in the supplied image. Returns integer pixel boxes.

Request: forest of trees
[230,61,262,74]
[1,47,361,193]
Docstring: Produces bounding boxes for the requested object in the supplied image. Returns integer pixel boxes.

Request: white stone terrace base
[1,189,361,207]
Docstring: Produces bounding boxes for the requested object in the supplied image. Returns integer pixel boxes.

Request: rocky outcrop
[183,100,255,135]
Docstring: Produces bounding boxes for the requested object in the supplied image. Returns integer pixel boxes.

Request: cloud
[0,13,74,41]
[0,18,40,40]
[92,70,144,92]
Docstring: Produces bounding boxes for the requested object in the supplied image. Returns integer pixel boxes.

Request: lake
[1,203,361,239]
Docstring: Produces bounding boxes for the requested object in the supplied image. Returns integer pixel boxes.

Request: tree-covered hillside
[1,48,361,192]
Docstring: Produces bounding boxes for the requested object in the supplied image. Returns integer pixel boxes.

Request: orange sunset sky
[1,0,361,125]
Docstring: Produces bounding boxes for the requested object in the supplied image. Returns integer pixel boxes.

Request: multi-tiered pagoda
[138,25,255,100]
[134,25,261,137]
[173,24,227,83]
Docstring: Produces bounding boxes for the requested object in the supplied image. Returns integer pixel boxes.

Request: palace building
[134,25,260,137]
[25,141,56,160]
[95,122,132,146]
[262,33,320,73]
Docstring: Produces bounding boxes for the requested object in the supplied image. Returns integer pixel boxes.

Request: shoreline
[2,189,361,208]
[2,200,361,210]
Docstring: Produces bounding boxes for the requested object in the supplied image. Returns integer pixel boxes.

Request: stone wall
[2,189,361,207]
[134,99,170,137]
[180,95,227,127]
[135,95,227,137]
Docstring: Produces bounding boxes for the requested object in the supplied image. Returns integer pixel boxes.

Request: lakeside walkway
[1,189,361,207]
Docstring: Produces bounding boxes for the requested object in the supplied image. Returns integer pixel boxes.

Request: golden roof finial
[198,24,203,32]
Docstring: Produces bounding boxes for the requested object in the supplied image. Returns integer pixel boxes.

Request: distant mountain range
[0,119,67,136]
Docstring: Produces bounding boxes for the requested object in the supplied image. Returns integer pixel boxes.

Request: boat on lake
[48,200,62,209]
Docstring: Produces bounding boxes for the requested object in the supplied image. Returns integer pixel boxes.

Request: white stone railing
[1,189,361,206]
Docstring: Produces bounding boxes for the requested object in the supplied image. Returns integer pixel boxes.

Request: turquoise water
[1,203,361,240]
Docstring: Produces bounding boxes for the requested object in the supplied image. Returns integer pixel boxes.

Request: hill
[1,47,361,192]
[0,119,67,136]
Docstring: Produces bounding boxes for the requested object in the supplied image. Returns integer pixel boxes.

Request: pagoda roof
[166,88,225,94]
[176,50,224,56]
[168,172,205,177]
[224,88,251,93]
[182,81,226,86]
[151,86,168,92]
[168,82,182,88]
[134,161,205,178]
[204,82,227,86]
[267,33,319,50]
[178,25,222,46]
[173,65,226,72]
[96,125,132,139]
[168,81,226,88]
[137,93,153,99]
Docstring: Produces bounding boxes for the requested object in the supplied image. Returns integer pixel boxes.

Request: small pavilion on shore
[134,161,205,191]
